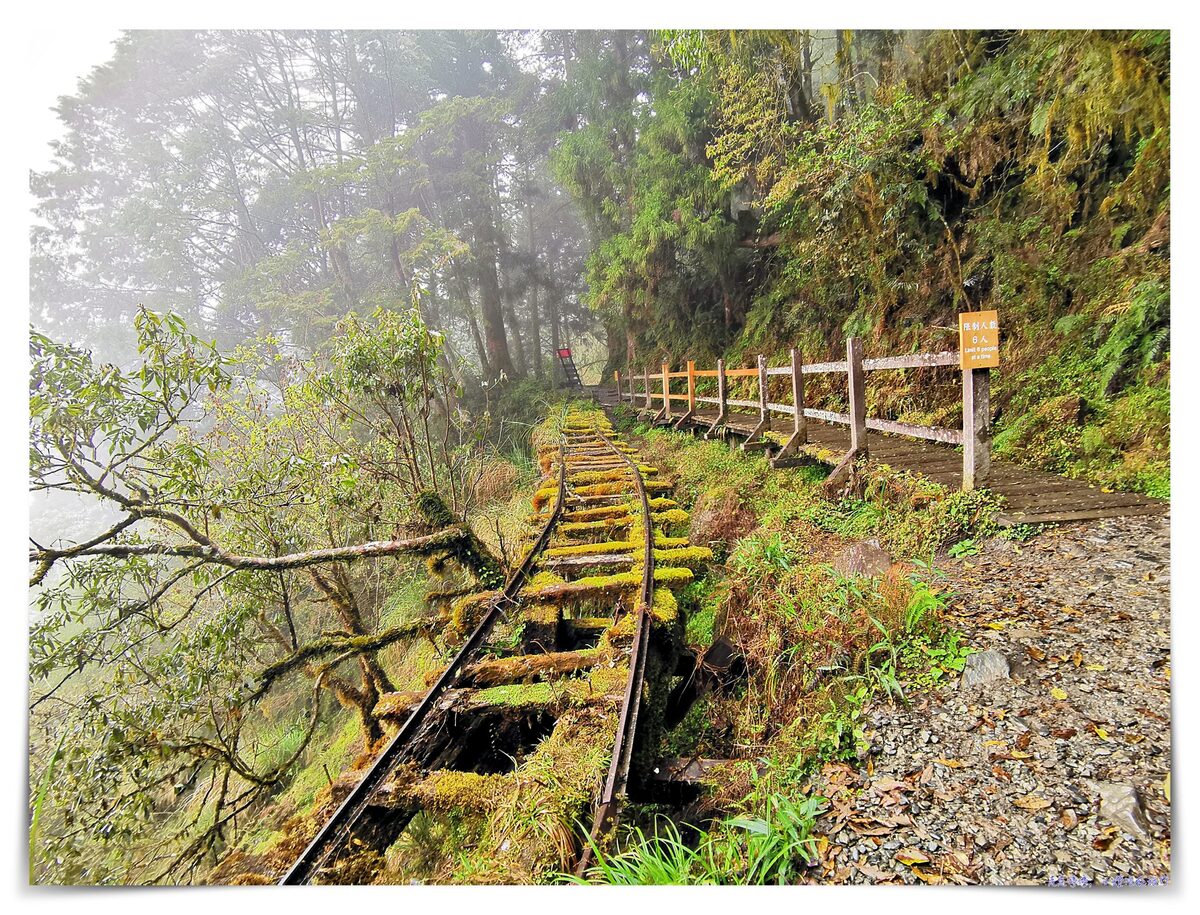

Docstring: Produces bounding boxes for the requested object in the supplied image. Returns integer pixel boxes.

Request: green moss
[526,570,566,589]
[471,681,559,708]
[655,535,689,548]
[569,469,630,485]
[545,539,636,558]
[653,546,714,566]
[651,585,679,622]
[527,569,642,598]
[415,490,455,529]
[559,516,634,534]
[532,484,560,511]
[412,771,512,814]
[651,508,690,526]
[563,503,633,521]
[520,602,560,626]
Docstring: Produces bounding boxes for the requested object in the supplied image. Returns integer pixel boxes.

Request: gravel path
[812,513,1172,886]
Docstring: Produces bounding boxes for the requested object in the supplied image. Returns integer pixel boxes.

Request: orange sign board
[959,310,1000,369]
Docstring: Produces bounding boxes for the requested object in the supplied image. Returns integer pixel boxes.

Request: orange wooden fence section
[611,336,991,491]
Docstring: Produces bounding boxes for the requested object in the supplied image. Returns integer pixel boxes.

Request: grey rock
[1093,781,1150,838]
[959,650,1011,690]
[833,539,893,578]
[1007,628,1041,639]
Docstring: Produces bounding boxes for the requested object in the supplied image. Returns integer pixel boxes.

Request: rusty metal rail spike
[279,431,570,885]
[574,429,656,876]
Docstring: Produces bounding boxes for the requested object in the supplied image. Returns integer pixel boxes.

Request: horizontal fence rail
[612,338,990,490]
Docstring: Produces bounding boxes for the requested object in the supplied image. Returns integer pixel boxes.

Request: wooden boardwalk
[596,392,1165,527]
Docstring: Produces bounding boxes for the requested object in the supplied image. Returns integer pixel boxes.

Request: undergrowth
[597,406,986,883]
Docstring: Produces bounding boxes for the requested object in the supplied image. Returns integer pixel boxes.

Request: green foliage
[682,578,720,646]
[28,309,502,884]
[585,31,1171,495]
[948,538,979,559]
[730,531,791,583]
[574,784,827,885]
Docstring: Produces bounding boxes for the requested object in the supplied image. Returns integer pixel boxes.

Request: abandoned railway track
[279,407,710,884]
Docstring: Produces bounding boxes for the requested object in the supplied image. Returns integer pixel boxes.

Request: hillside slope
[561,30,1169,495]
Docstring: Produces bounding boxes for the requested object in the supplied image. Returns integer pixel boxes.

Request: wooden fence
[612,337,991,491]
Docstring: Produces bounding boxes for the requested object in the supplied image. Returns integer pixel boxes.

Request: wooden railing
[612,337,991,491]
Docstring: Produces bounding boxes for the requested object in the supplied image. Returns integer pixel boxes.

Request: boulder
[833,539,893,578]
[689,488,756,550]
[959,650,1010,690]
[1093,781,1150,838]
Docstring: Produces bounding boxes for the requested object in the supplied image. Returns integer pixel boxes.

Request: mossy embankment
[582,31,1170,499]
[597,403,1011,883]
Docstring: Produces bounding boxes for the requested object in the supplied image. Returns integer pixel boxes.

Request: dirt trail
[813,513,1171,885]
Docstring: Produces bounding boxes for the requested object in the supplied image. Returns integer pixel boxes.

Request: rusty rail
[281,412,676,884]
[279,431,570,885]
[574,430,656,875]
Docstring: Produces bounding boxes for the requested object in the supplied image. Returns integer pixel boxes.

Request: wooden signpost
[959,311,999,490]
[959,310,1000,369]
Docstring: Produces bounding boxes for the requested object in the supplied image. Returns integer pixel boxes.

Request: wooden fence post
[660,361,671,423]
[614,370,622,401]
[771,347,808,468]
[962,367,991,490]
[742,354,772,452]
[673,359,697,429]
[847,337,868,457]
[706,358,728,439]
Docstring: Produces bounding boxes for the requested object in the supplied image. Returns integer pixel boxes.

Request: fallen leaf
[934,758,965,769]
[855,862,895,882]
[1013,794,1052,811]
[1072,649,1083,667]
[1086,663,1106,672]
[911,867,944,884]
[1027,646,1047,661]
[895,847,932,866]
[849,820,891,837]
[1051,728,1077,739]
[1010,750,1033,759]
[1093,826,1121,853]
[1051,687,1068,700]
[1016,732,1032,750]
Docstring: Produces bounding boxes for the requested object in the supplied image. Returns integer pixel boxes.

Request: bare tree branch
[30,525,469,582]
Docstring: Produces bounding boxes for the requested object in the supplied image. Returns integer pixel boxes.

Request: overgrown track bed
[279,407,710,884]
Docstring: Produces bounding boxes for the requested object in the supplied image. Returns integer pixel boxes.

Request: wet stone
[833,539,893,578]
[959,650,1011,690]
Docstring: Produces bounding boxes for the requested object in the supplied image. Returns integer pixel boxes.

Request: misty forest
[29,30,1170,886]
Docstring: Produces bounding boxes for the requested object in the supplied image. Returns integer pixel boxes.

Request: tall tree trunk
[801,31,814,113]
[467,311,491,378]
[525,194,543,378]
[506,300,528,376]
[473,214,517,381]
[836,30,859,117]
[548,293,562,354]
